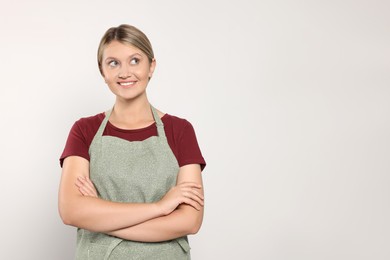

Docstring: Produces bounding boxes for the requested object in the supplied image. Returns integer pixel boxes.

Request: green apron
[75,105,191,260]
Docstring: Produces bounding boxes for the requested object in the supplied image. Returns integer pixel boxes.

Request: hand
[157,182,204,215]
[75,176,98,198]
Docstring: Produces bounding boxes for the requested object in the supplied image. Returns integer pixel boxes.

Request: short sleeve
[177,121,206,171]
[59,120,90,167]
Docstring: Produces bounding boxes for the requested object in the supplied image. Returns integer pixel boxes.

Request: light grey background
[0,0,389,259]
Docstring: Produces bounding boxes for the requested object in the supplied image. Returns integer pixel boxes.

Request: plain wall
[0,0,389,259]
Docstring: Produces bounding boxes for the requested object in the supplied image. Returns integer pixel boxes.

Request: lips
[118,81,137,88]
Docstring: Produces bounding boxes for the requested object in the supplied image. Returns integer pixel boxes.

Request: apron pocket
[176,237,191,253]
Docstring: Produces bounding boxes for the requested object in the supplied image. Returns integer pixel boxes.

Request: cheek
[103,71,117,82]
[137,66,152,79]
[104,76,116,86]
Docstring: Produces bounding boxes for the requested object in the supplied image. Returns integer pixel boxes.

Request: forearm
[59,156,165,232]
[107,164,205,242]
[60,158,204,237]
[106,204,204,242]
[60,195,163,232]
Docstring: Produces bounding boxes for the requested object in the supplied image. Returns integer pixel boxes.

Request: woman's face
[101,40,155,101]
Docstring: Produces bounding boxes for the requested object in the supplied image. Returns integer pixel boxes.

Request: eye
[130,58,140,65]
[108,60,119,67]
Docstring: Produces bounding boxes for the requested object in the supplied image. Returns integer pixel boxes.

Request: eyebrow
[104,53,143,62]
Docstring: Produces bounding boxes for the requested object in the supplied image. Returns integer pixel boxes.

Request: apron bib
[75,105,191,260]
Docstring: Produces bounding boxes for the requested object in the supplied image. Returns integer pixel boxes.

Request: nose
[118,64,132,79]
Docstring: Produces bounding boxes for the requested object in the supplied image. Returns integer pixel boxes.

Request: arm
[58,156,202,233]
[106,164,204,242]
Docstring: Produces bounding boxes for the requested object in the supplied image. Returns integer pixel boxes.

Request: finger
[81,178,95,191]
[178,182,202,189]
[78,185,90,196]
[81,185,96,197]
[182,198,202,211]
[193,190,204,200]
[75,177,85,188]
[180,190,204,207]
[84,177,98,194]
[184,191,204,206]
[76,176,88,184]
[185,188,204,200]
[76,179,94,196]
[180,187,204,201]
[85,177,95,187]
[81,182,97,197]
[77,176,96,194]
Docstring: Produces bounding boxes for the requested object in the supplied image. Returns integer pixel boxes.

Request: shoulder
[69,112,106,143]
[161,113,206,170]
[74,112,105,131]
[161,113,200,147]
[161,113,193,134]
[60,112,105,167]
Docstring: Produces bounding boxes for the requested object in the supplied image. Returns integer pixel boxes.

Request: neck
[112,94,153,124]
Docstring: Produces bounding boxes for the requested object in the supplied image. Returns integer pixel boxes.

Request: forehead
[102,40,145,58]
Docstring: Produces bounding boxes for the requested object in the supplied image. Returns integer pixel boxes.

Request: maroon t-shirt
[60,113,206,171]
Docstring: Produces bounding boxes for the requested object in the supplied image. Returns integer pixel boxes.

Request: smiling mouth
[118,81,136,87]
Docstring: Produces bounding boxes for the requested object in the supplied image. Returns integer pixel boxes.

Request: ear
[148,58,156,78]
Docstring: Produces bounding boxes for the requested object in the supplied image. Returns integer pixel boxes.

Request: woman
[58,24,206,259]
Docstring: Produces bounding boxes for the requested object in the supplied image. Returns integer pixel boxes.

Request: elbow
[58,193,86,227]
[59,208,73,226]
[188,224,201,235]
[60,211,74,226]
[175,205,204,235]
[187,215,203,235]
[61,216,72,226]
[58,202,78,227]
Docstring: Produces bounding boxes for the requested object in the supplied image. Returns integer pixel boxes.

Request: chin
[116,91,147,102]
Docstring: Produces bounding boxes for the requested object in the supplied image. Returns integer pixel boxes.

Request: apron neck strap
[150,105,166,138]
[95,108,112,137]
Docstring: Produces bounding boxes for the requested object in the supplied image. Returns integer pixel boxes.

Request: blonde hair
[97,24,154,75]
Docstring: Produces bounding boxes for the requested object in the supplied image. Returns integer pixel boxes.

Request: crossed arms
[58,156,204,242]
